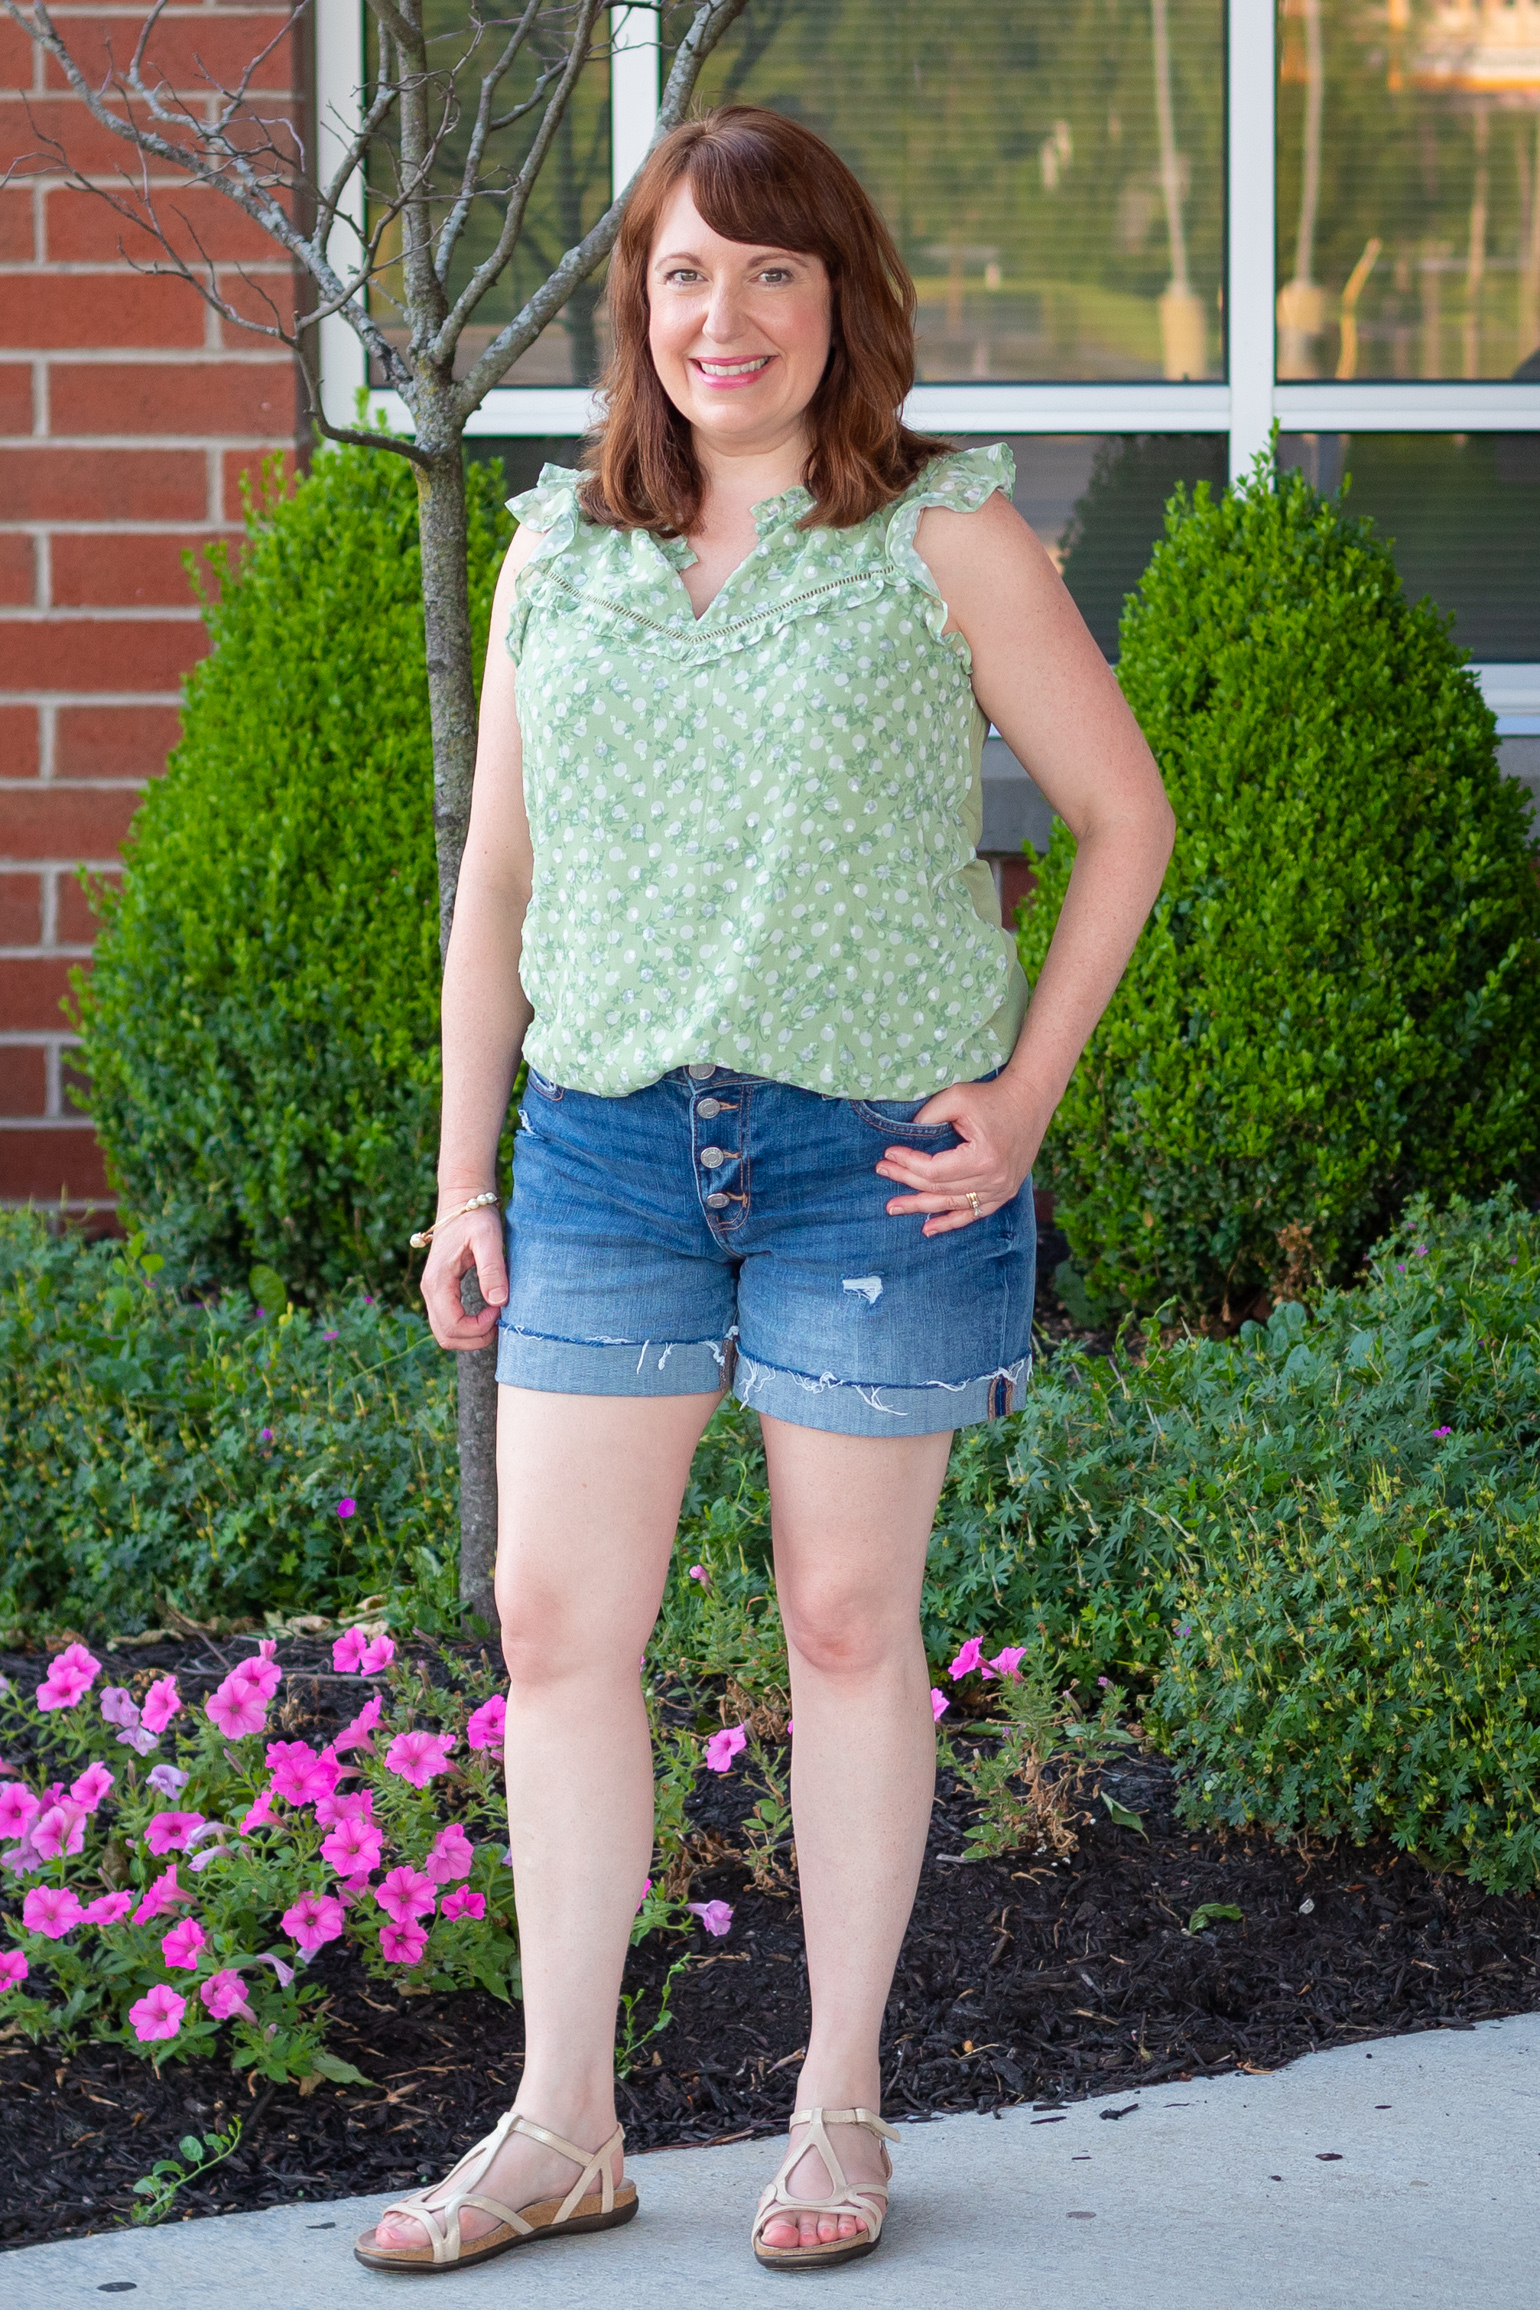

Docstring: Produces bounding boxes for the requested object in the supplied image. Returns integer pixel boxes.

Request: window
[328,2,1540,729]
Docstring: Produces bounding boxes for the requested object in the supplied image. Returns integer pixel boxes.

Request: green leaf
[1187,1903,1244,1933]
[311,2051,374,2087]
[178,2135,203,2162]
[1101,1791,1147,1837]
[131,2180,160,2197]
[247,1264,289,1312]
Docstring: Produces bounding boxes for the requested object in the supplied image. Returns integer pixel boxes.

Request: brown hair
[580,106,950,534]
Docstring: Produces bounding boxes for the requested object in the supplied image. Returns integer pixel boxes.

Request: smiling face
[646,177,833,461]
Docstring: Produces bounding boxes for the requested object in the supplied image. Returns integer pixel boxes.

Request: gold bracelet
[409,1190,499,1250]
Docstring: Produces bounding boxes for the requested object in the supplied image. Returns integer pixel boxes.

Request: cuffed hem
[495,1322,736,1397]
[732,1350,1031,1436]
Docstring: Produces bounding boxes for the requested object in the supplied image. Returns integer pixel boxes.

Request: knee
[496,1577,580,1694]
[780,1583,907,1681]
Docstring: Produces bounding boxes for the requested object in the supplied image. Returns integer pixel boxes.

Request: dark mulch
[2,1628,1537,2248]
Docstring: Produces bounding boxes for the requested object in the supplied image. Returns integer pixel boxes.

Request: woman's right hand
[420,1204,509,1351]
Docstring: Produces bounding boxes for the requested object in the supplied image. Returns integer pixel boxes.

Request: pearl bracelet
[409,1190,499,1250]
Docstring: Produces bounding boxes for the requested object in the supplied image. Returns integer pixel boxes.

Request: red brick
[0,271,207,350]
[1,955,82,1030]
[0,190,35,263]
[45,179,288,265]
[0,615,204,693]
[0,365,34,435]
[0,96,202,177]
[0,446,207,521]
[215,264,298,339]
[51,531,218,609]
[43,11,298,96]
[0,1124,111,1202]
[0,785,143,861]
[0,20,37,87]
[0,871,43,944]
[58,868,116,943]
[56,703,178,781]
[0,533,36,606]
[50,357,294,438]
[0,706,40,778]
[0,1046,48,1115]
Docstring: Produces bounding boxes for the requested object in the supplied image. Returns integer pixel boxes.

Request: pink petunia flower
[704,1724,747,1774]
[161,1917,208,1969]
[425,1824,474,1886]
[118,1725,160,1758]
[687,1899,734,1937]
[144,1810,206,1856]
[383,1730,456,1790]
[251,1948,294,1988]
[315,1787,373,1830]
[319,1815,383,1880]
[146,1762,189,1798]
[375,1866,436,1925]
[32,1801,88,1860]
[200,1969,254,2022]
[281,1892,346,1953]
[0,1784,40,1840]
[35,1641,102,1713]
[81,1890,133,1926]
[331,1627,370,1674]
[206,1676,268,1740]
[238,1787,278,1836]
[333,1693,382,1755]
[70,1761,115,1812]
[99,1686,139,1728]
[264,1740,339,1808]
[237,1652,283,1703]
[140,1675,181,1735]
[379,1919,429,1965]
[687,1564,709,1585]
[931,1688,950,1722]
[0,1949,28,1991]
[441,1887,485,1923]
[465,1695,506,1752]
[22,1884,83,1938]
[128,1983,186,2043]
[132,1864,190,1924]
[336,1495,355,1518]
[948,1636,985,1680]
[984,1645,1028,1682]
[360,1634,395,1674]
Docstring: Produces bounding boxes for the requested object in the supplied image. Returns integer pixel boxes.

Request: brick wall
[0,3,306,1215]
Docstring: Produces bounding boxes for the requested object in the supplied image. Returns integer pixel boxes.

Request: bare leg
[372,1386,719,2252]
[756,1416,953,2252]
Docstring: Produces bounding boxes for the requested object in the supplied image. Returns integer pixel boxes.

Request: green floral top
[505,442,1029,1099]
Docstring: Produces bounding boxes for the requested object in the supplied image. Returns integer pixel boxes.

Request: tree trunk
[416,441,499,1630]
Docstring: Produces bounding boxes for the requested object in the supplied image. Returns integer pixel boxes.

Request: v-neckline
[655,483,816,625]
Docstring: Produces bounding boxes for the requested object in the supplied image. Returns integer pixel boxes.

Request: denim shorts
[495,1064,1035,1437]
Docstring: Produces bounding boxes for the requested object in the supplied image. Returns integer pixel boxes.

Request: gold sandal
[752,2106,898,2272]
[353,2109,637,2275]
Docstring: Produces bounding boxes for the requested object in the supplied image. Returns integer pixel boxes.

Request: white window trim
[322,1,1539,706]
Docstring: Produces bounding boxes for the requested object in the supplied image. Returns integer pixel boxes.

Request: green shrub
[72,443,513,1303]
[0,1213,459,1632]
[1019,452,1540,1320]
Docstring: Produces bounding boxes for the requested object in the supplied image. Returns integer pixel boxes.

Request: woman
[356,107,1173,2277]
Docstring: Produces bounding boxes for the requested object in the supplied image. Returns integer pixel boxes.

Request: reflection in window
[1276,0,1540,382]
[366,6,611,387]
[956,435,1227,652]
[1279,433,1540,657]
[676,1,1225,383]
[466,436,585,501]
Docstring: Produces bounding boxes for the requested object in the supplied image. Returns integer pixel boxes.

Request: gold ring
[966,1191,980,1217]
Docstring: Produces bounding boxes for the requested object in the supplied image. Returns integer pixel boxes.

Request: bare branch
[451,0,754,417]
[435,0,545,287]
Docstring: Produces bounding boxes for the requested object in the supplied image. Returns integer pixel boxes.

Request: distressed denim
[495,1064,1035,1438]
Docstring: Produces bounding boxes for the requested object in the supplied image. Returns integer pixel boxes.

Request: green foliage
[130,2119,243,2225]
[71,441,514,1304]
[947,1670,1134,1863]
[0,1211,458,1633]
[1018,453,1540,1319]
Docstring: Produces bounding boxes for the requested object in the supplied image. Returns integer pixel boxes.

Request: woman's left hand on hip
[875,1074,1047,1237]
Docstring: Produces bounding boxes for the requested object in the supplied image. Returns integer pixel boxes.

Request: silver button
[704,1191,730,1209]
[699,1145,726,1169]
[687,1063,716,1080]
[696,1097,721,1118]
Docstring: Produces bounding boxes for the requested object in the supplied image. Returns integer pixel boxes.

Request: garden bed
[2,1632,1535,2250]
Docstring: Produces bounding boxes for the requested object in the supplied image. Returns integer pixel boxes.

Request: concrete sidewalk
[8,2015,1536,2309]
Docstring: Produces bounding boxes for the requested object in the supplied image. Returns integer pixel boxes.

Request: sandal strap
[373,2110,624,2263]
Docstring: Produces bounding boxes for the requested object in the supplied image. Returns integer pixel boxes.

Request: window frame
[321,2,1540,712]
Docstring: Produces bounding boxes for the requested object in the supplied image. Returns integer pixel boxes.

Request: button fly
[687,1063,716,1080]
[704,1191,730,1209]
[699,1146,726,1170]
[696,1097,721,1118]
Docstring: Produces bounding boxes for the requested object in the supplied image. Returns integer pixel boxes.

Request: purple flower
[1433,1426,1452,1439]
[322,1330,339,1342]
[704,1724,747,1774]
[336,1496,356,1520]
[258,1427,274,1443]
[147,1762,189,1798]
[688,1899,734,1937]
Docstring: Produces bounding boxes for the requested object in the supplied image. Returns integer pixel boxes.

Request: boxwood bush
[71,443,513,1304]
[1019,452,1540,1321]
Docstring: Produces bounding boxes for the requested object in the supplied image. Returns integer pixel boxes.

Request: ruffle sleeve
[884,443,1017,648]
[503,463,585,663]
